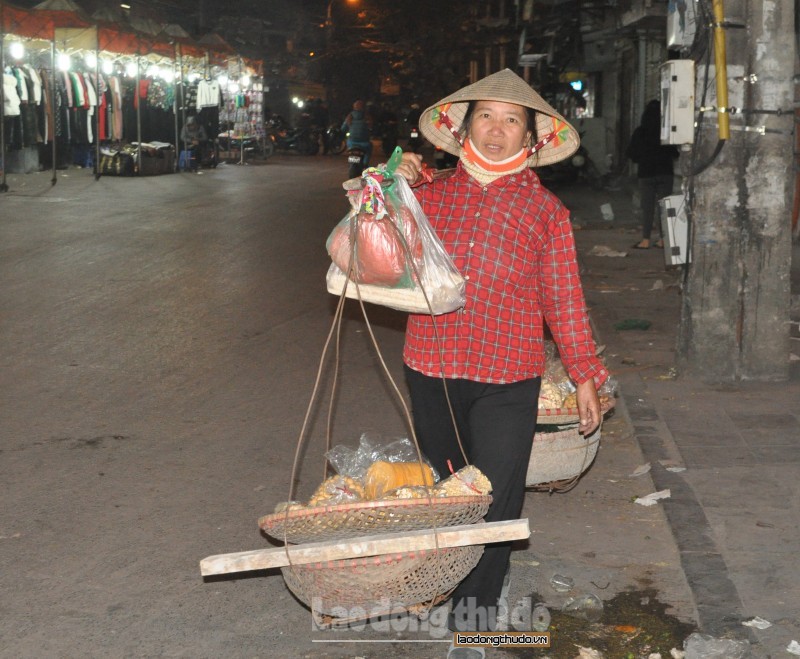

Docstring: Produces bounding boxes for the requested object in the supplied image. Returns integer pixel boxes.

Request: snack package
[363,460,436,499]
[326,165,465,315]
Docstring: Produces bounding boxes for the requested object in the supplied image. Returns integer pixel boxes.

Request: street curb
[617,371,757,644]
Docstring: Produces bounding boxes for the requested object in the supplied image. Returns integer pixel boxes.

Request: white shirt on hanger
[196,79,221,109]
[3,73,22,116]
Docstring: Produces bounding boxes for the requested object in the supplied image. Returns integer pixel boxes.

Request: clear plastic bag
[326,171,466,315]
[325,433,439,483]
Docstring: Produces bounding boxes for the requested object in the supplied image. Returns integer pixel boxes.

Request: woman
[395,69,608,658]
[626,99,679,249]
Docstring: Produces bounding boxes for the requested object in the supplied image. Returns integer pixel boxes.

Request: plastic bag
[325,433,439,483]
[326,169,465,315]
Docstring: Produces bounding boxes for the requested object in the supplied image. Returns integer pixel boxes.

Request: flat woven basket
[526,426,601,488]
[282,545,484,623]
[259,495,493,545]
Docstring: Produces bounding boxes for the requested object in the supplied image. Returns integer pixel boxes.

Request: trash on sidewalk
[634,489,671,506]
[682,632,750,658]
[787,639,800,656]
[576,646,605,658]
[651,279,664,290]
[550,573,575,592]
[741,616,772,629]
[589,244,628,257]
[659,460,686,472]
[563,593,604,622]
[629,463,652,477]
[531,603,551,632]
[614,318,652,330]
[600,203,614,221]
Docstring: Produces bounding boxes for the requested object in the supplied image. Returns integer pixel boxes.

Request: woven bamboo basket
[282,544,484,625]
[260,495,492,545]
[526,426,601,489]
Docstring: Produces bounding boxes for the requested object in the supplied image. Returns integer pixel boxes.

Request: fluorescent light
[57,53,71,71]
[10,42,25,60]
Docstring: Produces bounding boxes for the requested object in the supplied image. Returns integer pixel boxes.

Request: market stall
[0,0,264,190]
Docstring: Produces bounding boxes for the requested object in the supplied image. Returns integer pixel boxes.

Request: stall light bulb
[125,61,138,77]
[292,96,299,104]
[146,65,159,78]
[102,59,113,75]
[241,75,251,87]
[85,52,97,69]
[162,68,175,82]
[296,100,304,109]
[10,42,25,60]
[187,72,200,83]
[218,74,229,86]
[57,53,72,72]
[228,82,240,94]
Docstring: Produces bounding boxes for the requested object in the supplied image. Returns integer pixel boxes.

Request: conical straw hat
[419,69,580,167]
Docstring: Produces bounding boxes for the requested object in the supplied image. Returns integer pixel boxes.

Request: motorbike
[325,125,347,155]
[433,146,458,170]
[378,118,399,157]
[535,143,604,190]
[346,145,368,179]
[406,125,423,154]
[265,115,320,156]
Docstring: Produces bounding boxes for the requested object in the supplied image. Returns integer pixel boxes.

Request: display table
[216,131,263,164]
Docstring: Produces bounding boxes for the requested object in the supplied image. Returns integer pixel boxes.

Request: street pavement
[0,157,798,658]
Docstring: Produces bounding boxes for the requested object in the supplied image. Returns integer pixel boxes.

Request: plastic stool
[179,150,196,171]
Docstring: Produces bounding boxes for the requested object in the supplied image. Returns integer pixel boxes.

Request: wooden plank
[199,518,529,577]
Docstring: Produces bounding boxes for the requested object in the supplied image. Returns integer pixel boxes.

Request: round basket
[526,426,600,489]
[259,495,492,545]
[282,545,484,622]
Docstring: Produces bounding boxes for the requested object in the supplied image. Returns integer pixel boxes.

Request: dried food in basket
[434,465,493,497]
[307,475,366,506]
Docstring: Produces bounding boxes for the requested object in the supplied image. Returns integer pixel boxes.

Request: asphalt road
[0,157,694,658]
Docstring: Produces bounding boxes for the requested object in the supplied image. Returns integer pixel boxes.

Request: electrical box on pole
[660,60,695,144]
[659,195,692,265]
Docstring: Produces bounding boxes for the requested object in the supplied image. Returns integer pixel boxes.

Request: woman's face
[467,100,532,161]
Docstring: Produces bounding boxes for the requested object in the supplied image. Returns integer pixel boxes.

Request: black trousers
[404,365,540,631]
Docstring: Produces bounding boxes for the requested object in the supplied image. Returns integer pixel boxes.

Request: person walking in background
[395,69,607,658]
[626,100,679,249]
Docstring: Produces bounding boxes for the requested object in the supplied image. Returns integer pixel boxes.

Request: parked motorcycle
[406,125,423,154]
[265,115,320,156]
[535,143,603,190]
[433,146,458,170]
[325,125,347,155]
[378,118,399,157]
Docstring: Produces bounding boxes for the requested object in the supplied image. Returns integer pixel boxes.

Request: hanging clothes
[109,75,123,141]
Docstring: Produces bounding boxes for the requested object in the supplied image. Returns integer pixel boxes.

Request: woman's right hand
[395,152,424,184]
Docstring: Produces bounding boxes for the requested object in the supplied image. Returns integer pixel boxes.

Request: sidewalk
[559,181,800,658]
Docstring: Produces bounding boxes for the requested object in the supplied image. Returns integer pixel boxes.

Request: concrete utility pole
[677,0,795,380]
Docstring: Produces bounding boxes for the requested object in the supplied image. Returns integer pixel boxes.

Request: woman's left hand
[576,379,601,436]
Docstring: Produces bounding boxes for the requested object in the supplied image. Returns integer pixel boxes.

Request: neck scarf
[460,137,529,185]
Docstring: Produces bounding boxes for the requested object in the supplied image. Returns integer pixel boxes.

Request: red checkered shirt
[404,164,608,386]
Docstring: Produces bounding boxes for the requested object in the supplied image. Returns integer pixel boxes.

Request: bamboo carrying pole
[199,518,530,576]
